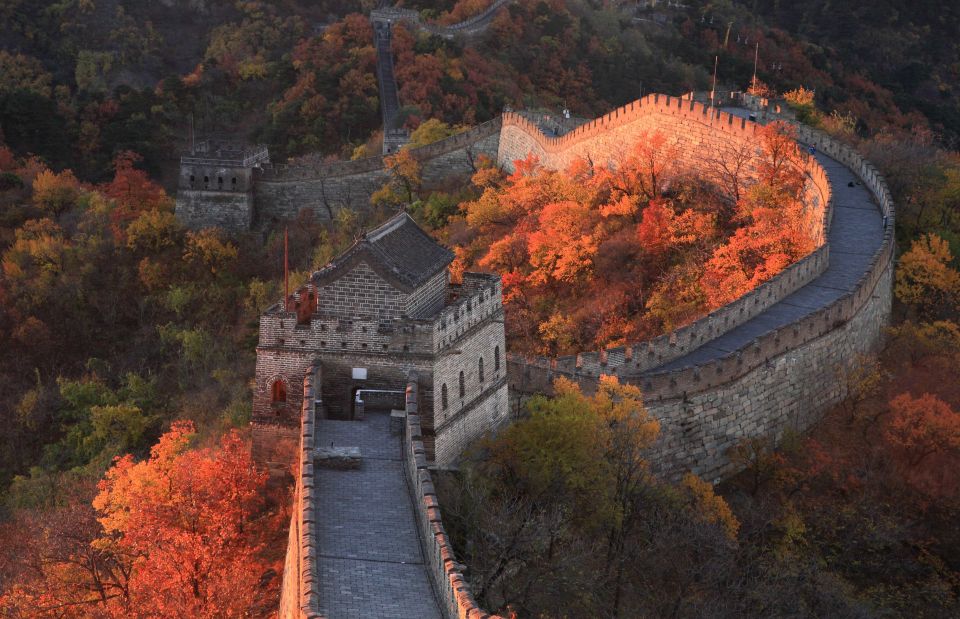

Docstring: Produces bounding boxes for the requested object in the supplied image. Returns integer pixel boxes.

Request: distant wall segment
[176,121,501,231]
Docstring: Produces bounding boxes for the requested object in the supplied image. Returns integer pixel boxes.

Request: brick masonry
[176,122,502,233]
[254,260,507,470]
[271,93,893,618]
[502,94,895,482]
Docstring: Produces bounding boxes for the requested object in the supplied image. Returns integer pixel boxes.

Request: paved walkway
[647,147,885,373]
[313,412,442,619]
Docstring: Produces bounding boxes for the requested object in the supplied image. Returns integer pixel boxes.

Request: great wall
[168,3,896,617]
[269,93,894,618]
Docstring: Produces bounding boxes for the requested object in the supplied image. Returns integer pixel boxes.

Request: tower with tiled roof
[252,212,508,475]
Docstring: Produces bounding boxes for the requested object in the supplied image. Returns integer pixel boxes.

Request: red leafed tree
[885,393,960,467]
[636,198,675,256]
[92,421,270,618]
[101,151,173,239]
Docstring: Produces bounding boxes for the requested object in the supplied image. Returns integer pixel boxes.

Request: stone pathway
[313,412,442,619]
[647,145,885,374]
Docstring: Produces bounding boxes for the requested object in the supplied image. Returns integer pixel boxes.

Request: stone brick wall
[505,105,896,481]
[175,188,255,231]
[255,304,438,421]
[277,365,325,619]
[251,120,501,228]
[317,262,407,319]
[405,269,448,319]
[401,376,505,619]
[175,163,257,231]
[431,273,509,466]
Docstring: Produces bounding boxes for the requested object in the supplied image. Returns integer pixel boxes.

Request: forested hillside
[0,0,959,616]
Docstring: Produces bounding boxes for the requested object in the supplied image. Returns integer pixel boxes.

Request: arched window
[441,384,448,409]
[478,357,484,383]
[459,371,465,398]
[494,345,500,371]
[271,380,287,403]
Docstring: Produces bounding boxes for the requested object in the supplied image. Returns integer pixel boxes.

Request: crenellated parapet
[277,364,325,619]
[505,98,895,480]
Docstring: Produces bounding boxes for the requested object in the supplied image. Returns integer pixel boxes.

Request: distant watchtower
[174,139,270,231]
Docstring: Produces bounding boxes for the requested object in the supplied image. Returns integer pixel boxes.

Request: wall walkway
[504,96,896,481]
[310,411,442,618]
[649,149,882,373]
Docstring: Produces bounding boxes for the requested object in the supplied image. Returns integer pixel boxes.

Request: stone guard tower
[175,139,270,231]
[252,212,509,475]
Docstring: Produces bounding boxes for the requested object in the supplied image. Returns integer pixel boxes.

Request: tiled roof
[311,212,453,291]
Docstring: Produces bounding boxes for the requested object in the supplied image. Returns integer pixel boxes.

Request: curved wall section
[504,95,895,482]
[500,94,834,380]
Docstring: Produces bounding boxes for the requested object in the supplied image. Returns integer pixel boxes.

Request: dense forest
[0,0,958,616]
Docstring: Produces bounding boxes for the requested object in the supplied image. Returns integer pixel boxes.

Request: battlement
[505,100,895,480]
[433,273,502,354]
[180,138,270,168]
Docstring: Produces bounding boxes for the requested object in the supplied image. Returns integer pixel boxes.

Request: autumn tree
[100,151,173,237]
[407,118,464,148]
[441,376,746,616]
[700,123,814,307]
[895,233,960,319]
[372,148,423,207]
[93,421,270,618]
[32,169,83,216]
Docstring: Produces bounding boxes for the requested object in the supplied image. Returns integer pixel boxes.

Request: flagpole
[284,227,289,311]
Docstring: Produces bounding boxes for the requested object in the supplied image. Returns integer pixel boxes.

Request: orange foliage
[455,129,816,354]
[93,421,270,618]
[885,393,960,467]
[100,151,173,239]
[0,424,272,618]
[700,123,815,306]
[32,168,82,215]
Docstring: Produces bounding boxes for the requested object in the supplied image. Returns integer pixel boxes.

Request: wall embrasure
[503,94,895,481]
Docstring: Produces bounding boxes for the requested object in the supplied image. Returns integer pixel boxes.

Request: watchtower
[252,212,509,475]
[174,138,270,231]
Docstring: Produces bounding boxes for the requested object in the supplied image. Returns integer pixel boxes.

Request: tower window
[271,380,287,403]
[459,371,465,398]
[479,357,484,383]
[494,345,500,371]
[441,384,448,409]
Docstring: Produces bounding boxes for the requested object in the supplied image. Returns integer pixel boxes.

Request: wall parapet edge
[259,119,502,183]
[506,100,895,410]
[402,373,504,619]
[278,363,326,619]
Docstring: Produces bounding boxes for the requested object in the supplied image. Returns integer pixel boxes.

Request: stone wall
[401,375,505,619]
[175,188,255,231]
[175,163,257,231]
[505,103,896,481]
[405,269,449,319]
[252,120,501,227]
[430,274,509,466]
[317,261,407,319]
[277,365,325,619]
